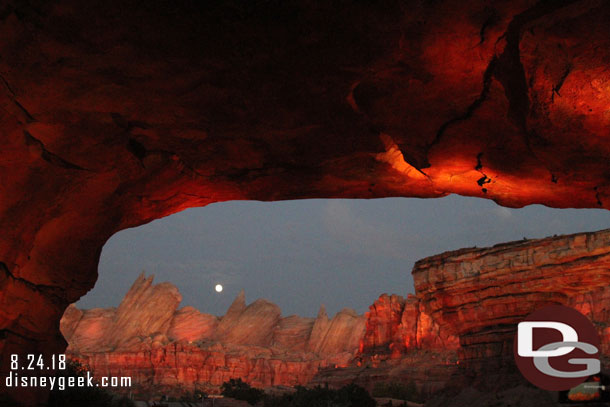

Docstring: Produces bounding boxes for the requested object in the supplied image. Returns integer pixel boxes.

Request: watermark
[4,370,131,391]
[514,304,601,391]
[4,354,131,391]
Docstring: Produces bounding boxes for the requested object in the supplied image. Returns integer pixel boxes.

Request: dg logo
[514,304,601,391]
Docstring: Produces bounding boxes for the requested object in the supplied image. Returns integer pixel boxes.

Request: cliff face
[360,293,459,358]
[318,230,610,394]
[412,229,610,385]
[323,293,461,395]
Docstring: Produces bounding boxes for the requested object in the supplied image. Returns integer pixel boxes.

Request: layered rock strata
[412,229,610,386]
[360,293,459,357]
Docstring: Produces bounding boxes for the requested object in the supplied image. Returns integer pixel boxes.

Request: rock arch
[1,0,610,404]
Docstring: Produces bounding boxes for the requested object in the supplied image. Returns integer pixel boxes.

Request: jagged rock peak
[316,304,328,321]
[225,289,246,317]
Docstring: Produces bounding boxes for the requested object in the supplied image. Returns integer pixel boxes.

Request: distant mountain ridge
[61,273,367,396]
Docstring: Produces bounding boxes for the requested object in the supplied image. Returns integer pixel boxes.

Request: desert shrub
[290,385,337,407]
[221,378,264,405]
[372,381,422,403]
[335,383,376,407]
[110,396,136,407]
[264,383,375,407]
[263,393,292,407]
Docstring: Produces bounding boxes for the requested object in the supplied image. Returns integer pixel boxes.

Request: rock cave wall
[2,0,610,404]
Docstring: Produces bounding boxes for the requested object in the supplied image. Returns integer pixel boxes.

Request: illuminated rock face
[73,343,329,397]
[61,274,457,397]
[60,274,182,352]
[2,0,610,404]
[360,294,459,358]
[61,275,365,397]
[315,230,610,394]
[167,306,218,344]
[412,229,610,385]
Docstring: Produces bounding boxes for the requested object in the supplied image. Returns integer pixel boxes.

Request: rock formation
[271,315,314,352]
[360,294,459,358]
[316,230,610,395]
[412,229,610,388]
[167,306,218,344]
[61,274,366,397]
[3,2,610,403]
[216,295,282,347]
[308,307,365,357]
[61,273,183,352]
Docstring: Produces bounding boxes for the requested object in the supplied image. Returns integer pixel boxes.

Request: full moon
[215,284,223,293]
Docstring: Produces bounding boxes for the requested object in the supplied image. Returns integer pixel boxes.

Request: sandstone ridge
[61,274,366,396]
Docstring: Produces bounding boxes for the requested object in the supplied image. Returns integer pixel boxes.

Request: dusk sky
[79,195,610,317]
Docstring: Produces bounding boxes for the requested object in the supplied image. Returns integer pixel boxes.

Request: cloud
[322,200,411,259]
[493,205,513,219]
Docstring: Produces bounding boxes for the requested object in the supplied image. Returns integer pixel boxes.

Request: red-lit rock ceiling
[1,0,610,405]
